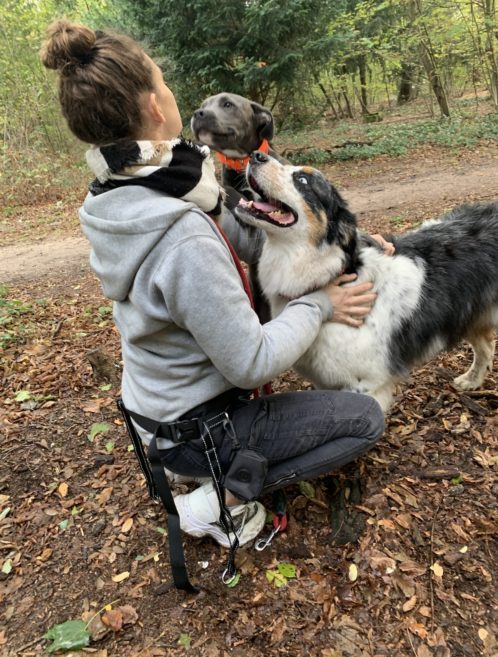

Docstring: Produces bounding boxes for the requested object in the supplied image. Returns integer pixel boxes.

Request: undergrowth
[0,284,35,350]
[283,112,498,165]
[0,141,87,207]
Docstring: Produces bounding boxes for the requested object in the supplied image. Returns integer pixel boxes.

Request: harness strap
[215,225,273,398]
[117,398,157,500]
[117,398,198,593]
[148,434,198,593]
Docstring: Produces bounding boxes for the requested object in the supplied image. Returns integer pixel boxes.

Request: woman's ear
[145,92,165,124]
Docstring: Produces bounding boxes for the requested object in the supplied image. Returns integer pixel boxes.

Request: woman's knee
[362,397,385,443]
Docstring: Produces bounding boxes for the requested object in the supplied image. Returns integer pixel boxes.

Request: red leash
[215,224,272,397]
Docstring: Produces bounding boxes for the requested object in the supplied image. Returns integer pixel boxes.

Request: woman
[41,20,385,552]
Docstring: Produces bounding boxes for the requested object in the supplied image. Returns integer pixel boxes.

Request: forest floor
[1,140,497,657]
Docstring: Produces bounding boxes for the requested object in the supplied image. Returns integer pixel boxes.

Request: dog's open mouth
[238,179,296,227]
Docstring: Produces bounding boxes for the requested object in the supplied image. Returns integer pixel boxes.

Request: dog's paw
[453,373,482,390]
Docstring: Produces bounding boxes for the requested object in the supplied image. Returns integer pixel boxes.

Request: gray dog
[191,92,283,196]
[191,92,285,322]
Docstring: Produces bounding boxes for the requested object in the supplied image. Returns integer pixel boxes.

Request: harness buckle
[168,418,202,444]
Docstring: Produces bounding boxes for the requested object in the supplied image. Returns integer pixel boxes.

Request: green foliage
[288,113,498,165]
[177,632,192,649]
[226,571,241,588]
[0,287,34,349]
[114,0,335,114]
[87,422,110,442]
[266,562,298,588]
[45,619,91,653]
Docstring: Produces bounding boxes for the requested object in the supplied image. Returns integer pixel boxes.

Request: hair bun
[40,19,96,71]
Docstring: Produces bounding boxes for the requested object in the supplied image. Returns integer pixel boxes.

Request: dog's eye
[297,175,309,185]
[223,101,233,109]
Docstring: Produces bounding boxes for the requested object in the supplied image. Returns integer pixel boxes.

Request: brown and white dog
[235,151,498,411]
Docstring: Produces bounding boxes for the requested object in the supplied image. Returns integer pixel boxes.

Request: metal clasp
[255,520,284,551]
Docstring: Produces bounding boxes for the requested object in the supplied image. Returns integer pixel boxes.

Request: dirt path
[1,157,497,284]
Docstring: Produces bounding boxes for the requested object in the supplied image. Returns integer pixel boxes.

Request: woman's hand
[371,234,395,255]
[325,273,376,327]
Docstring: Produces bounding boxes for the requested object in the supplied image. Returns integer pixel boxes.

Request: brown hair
[40,19,154,144]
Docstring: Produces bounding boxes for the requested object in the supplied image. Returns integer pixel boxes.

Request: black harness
[116,389,248,592]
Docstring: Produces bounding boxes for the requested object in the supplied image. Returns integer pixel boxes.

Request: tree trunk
[419,46,451,117]
[482,0,498,108]
[358,55,368,114]
[411,0,451,117]
[318,82,339,119]
[397,61,417,105]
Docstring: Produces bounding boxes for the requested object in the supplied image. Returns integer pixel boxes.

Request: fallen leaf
[58,482,68,497]
[402,595,417,612]
[81,611,110,641]
[120,604,139,625]
[112,571,130,583]
[97,487,113,505]
[102,608,123,632]
[394,513,412,529]
[37,548,53,562]
[416,645,431,657]
[478,628,488,642]
[121,517,133,533]
[45,619,90,653]
[348,563,358,582]
[430,562,444,578]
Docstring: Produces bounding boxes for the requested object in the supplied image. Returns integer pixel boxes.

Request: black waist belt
[116,388,250,592]
[125,387,250,442]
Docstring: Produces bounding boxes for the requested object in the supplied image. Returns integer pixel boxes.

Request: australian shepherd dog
[235,151,498,411]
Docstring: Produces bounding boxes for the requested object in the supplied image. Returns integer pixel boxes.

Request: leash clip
[254,514,287,551]
[222,567,238,585]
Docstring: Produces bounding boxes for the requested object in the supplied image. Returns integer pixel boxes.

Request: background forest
[1,3,498,657]
[1,0,497,169]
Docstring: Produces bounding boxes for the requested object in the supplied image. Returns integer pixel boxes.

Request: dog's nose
[193,109,204,119]
[251,151,269,164]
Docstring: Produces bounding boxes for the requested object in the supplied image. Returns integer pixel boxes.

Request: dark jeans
[160,390,384,494]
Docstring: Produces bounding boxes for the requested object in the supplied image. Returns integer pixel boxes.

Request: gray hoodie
[79,185,332,431]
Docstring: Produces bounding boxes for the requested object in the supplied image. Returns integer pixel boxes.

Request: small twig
[405,630,418,657]
[428,501,442,634]
[16,635,45,653]
[133,630,167,657]
[84,597,120,630]
[51,319,64,337]
[307,497,329,510]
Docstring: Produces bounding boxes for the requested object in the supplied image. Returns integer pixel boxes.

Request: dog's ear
[250,102,274,141]
[311,178,359,271]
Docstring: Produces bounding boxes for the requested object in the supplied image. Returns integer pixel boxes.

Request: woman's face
[141,57,183,140]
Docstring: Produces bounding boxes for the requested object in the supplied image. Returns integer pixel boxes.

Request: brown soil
[1,144,497,657]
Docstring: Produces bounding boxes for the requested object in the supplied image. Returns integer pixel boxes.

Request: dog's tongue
[253,201,294,225]
[238,197,294,225]
[253,200,278,213]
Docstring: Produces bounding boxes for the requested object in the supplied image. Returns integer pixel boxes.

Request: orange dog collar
[216,139,270,172]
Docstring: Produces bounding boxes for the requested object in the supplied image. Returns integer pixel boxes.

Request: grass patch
[0,284,35,350]
[282,112,498,165]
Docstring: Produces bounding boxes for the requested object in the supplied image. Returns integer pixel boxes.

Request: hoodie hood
[80,186,197,300]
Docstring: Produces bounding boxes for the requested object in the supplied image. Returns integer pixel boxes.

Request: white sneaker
[164,468,211,485]
[175,481,266,548]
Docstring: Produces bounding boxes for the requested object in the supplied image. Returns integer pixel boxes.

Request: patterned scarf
[86,138,224,217]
